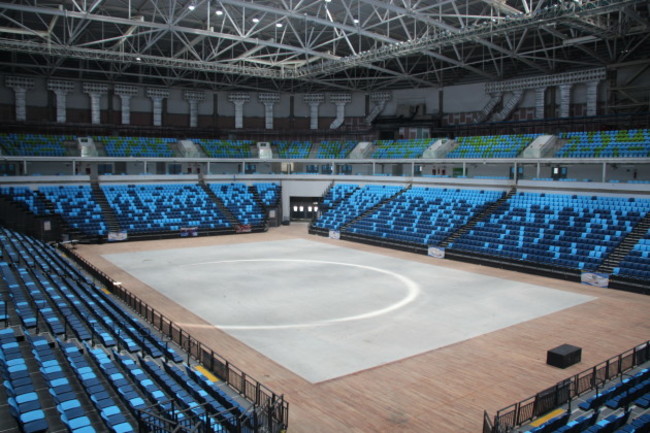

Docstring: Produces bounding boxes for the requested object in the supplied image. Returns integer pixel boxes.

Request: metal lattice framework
[0,0,648,92]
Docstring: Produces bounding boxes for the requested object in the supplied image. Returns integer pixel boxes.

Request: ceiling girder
[0,0,646,91]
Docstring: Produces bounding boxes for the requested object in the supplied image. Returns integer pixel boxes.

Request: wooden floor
[75,224,650,433]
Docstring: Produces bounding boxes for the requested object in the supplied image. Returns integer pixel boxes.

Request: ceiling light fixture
[215,10,223,16]
[252,17,260,23]
[188,1,196,11]
[276,23,283,28]
[353,18,359,24]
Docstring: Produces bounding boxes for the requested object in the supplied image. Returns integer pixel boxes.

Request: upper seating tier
[447,134,536,158]
[0,133,72,157]
[95,136,175,158]
[556,129,650,158]
[193,139,253,158]
[370,138,435,159]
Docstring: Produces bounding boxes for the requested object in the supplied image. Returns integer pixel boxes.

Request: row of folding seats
[316,141,357,158]
[1,227,181,361]
[0,133,71,156]
[447,134,536,158]
[2,182,276,236]
[371,138,435,159]
[579,369,650,411]
[314,185,403,231]
[556,129,650,158]
[61,342,136,433]
[141,358,225,428]
[584,412,631,433]
[320,184,359,210]
[97,136,175,158]
[614,413,650,432]
[0,187,52,216]
[552,411,599,433]
[614,230,650,280]
[26,332,97,433]
[254,183,280,207]
[187,366,246,418]
[112,351,184,421]
[273,140,312,158]
[39,186,107,236]
[163,362,240,428]
[193,139,253,158]
[450,192,650,271]
[103,184,230,232]
[605,377,650,410]
[346,187,502,246]
[1,228,241,432]
[87,347,148,417]
[0,328,48,433]
[0,263,38,328]
[15,267,67,336]
[209,183,265,226]
[49,237,181,360]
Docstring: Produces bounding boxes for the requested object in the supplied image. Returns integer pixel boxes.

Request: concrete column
[114,85,139,125]
[6,76,34,121]
[146,87,170,126]
[558,83,572,118]
[47,79,75,123]
[365,92,392,125]
[228,93,251,129]
[586,80,599,117]
[534,87,547,119]
[329,93,352,129]
[258,93,280,130]
[303,94,324,130]
[183,90,206,128]
[83,82,109,125]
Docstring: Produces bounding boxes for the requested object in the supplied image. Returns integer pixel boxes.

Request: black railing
[59,245,289,431]
[485,340,650,433]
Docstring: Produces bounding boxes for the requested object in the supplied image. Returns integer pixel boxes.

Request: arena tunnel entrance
[289,196,320,221]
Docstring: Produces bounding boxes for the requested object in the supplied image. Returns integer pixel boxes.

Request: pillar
[183,90,206,128]
[83,82,109,125]
[258,93,280,130]
[329,93,352,129]
[47,79,75,123]
[558,83,572,118]
[6,76,34,122]
[228,93,251,129]
[303,94,324,130]
[146,87,170,127]
[585,80,599,117]
[114,85,139,125]
[365,92,392,125]
[535,87,547,119]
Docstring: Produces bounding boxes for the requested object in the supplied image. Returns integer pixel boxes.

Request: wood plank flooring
[75,224,650,433]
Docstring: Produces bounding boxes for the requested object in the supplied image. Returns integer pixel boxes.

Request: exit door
[289,197,320,221]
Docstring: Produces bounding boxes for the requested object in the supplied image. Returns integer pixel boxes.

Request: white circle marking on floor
[185,258,421,330]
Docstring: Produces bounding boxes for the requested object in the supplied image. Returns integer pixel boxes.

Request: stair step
[199,183,240,227]
[341,185,411,232]
[597,211,650,273]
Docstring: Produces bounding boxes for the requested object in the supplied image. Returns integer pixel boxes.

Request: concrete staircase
[197,182,240,229]
[440,188,516,248]
[90,180,121,234]
[598,212,650,274]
